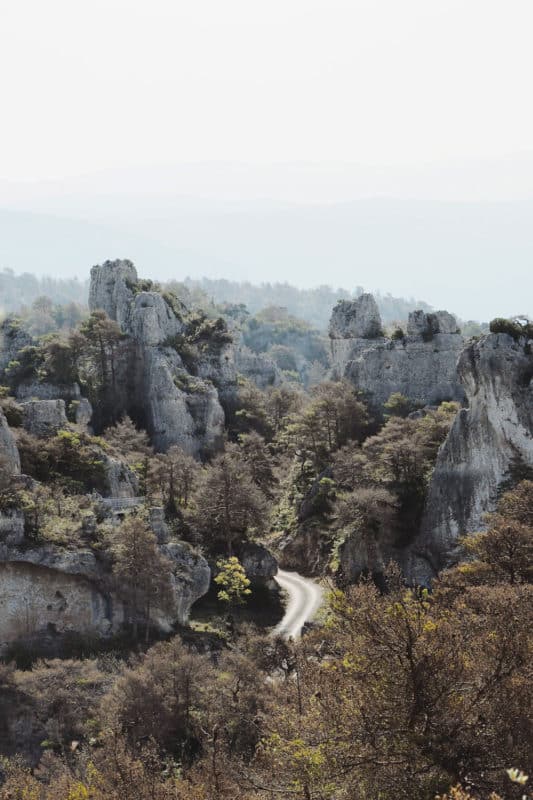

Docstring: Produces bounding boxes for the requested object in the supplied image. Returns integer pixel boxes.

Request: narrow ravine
[273,569,324,639]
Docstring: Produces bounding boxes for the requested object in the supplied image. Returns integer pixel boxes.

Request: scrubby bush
[0,395,23,427]
[490,316,533,340]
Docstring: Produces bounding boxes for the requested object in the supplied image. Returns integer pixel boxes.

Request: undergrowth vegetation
[1,291,532,799]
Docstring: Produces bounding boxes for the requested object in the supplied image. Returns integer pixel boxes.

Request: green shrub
[5,345,43,387]
[383,392,414,418]
[489,317,533,340]
[162,291,186,319]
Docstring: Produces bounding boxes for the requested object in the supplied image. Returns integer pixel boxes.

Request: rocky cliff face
[0,409,21,475]
[0,559,125,651]
[136,342,226,454]
[0,525,210,655]
[329,296,465,408]
[89,261,231,456]
[88,259,138,330]
[406,333,533,583]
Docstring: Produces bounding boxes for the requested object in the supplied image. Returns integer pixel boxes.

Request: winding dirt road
[273,569,324,639]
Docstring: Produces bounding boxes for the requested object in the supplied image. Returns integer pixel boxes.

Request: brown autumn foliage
[0,467,531,799]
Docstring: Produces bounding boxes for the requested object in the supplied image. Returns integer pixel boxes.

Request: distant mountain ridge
[1,158,533,320]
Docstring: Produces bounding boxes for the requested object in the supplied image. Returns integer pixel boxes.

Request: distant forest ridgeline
[180,277,433,328]
[0,269,89,313]
[0,268,434,329]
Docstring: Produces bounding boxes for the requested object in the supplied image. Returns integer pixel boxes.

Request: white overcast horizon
[1,0,532,321]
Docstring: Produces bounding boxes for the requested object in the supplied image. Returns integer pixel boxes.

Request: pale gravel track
[273,569,324,639]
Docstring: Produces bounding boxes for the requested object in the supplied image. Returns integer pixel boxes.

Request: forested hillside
[0,260,530,800]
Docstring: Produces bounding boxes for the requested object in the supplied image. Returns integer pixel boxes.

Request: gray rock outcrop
[89,260,227,457]
[338,530,387,584]
[130,291,184,346]
[13,383,93,431]
[15,381,82,401]
[0,410,20,475]
[329,294,383,339]
[239,541,279,588]
[329,297,464,409]
[0,542,123,652]
[21,399,68,437]
[407,310,460,337]
[0,561,124,650]
[406,333,533,584]
[161,541,211,625]
[88,259,138,329]
[137,348,225,454]
[101,453,139,498]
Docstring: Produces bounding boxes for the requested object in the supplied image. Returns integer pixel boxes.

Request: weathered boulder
[88,259,137,328]
[139,348,196,452]
[12,381,93,430]
[184,382,226,454]
[340,335,465,408]
[0,410,20,474]
[407,310,460,337]
[239,541,278,587]
[0,542,103,580]
[405,333,533,584]
[196,342,237,390]
[276,522,329,576]
[21,399,68,437]
[329,294,383,340]
[0,541,121,653]
[160,541,211,625]
[87,260,294,456]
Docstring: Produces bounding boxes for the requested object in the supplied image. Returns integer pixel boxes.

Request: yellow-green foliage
[214,556,252,606]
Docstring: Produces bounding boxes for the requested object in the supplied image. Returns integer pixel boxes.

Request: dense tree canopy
[1,272,530,800]
[188,445,268,555]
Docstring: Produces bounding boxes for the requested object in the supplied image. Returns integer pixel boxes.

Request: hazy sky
[2,0,533,179]
[1,1,532,321]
